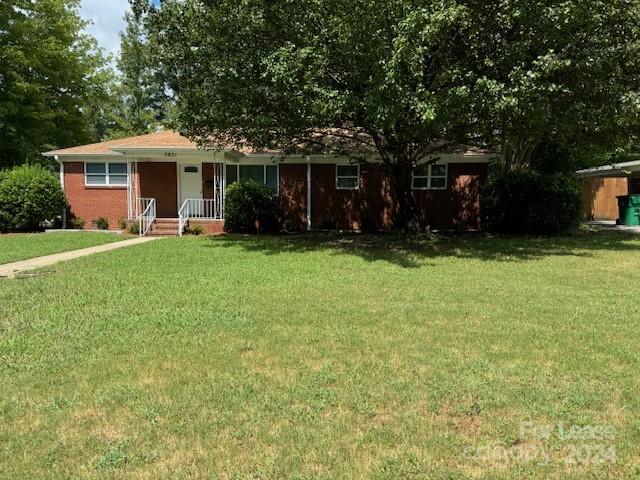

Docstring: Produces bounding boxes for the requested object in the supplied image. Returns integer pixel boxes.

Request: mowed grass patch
[1,232,639,479]
[0,232,130,265]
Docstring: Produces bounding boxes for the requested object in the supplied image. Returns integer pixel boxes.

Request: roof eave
[109,146,247,156]
[42,151,124,157]
[576,162,640,178]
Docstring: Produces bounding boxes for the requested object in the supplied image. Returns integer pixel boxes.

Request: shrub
[224,180,278,233]
[127,221,140,235]
[184,223,204,235]
[0,165,66,232]
[96,217,109,230]
[483,171,582,235]
[117,218,128,230]
[69,217,85,229]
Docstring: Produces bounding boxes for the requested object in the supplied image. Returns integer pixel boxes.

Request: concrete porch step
[150,226,179,232]
[149,218,181,236]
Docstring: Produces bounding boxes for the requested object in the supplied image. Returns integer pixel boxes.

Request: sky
[79,0,161,59]
[79,0,130,58]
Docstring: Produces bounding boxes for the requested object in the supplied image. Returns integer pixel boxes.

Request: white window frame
[336,164,360,190]
[228,164,279,194]
[84,162,128,187]
[412,163,448,190]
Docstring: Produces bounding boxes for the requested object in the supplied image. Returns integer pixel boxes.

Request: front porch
[140,215,225,237]
[131,162,226,236]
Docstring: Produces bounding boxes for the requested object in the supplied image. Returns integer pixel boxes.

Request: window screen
[336,165,359,190]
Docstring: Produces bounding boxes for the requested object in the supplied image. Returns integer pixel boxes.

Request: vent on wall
[184,166,198,173]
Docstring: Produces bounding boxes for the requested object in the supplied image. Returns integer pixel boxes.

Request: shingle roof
[44,129,491,157]
[44,131,199,155]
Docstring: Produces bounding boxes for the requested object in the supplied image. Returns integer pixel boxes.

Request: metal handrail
[139,198,156,237]
[178,199,190,237]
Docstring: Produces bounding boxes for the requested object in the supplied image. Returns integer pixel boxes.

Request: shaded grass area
[1,232,639,478]
[0,232,129,265]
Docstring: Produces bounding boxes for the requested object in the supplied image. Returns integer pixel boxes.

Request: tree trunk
[369,133,421,231]
[387,161,418,232]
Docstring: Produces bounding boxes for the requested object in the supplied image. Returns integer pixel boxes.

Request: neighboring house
[44,131,493,235]
[577,161,640,221]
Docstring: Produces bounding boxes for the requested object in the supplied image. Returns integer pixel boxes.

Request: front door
[179,164,202,207]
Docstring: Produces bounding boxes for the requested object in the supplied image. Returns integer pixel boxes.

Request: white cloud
[79,0,130,59]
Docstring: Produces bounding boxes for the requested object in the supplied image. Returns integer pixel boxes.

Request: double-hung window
[412,163,447,190]
[85,163,128,186]
[336,164,359,190]
[225,164,279,193]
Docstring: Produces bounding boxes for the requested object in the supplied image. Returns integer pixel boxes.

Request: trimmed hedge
[0,165,66,232]
[224,180,277,233]
[483,171,582,235]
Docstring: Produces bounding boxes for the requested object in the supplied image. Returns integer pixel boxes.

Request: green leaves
[224,180,278,234]
[110,10,172,138]
[463,0,640,168]
[0,0,110,168]
[0,164,66,232]
[141,0,477,152]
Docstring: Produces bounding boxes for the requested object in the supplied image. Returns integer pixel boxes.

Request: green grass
[1,231,639,479]
[0,232,129,265]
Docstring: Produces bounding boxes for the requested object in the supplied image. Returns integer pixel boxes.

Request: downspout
[55,155,66,229]
[306,156,312,231]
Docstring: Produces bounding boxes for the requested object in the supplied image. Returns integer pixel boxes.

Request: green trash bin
[618,195,640,226]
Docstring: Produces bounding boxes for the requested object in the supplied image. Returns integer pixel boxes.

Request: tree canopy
[0,0,113,168]
[460,1,640,171]
[110,9,172,137]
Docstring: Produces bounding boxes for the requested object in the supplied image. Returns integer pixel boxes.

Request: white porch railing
[134,197,154,219]
[138,198,156,237]
[178,199,221,236]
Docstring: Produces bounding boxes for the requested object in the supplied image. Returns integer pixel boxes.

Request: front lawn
[1,232,639,478]
[0,232,129,265]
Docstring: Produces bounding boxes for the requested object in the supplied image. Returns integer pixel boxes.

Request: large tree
[110,9,171,137]
[139,0,640,229]
[0,0,111,168]
[459,1,640,172]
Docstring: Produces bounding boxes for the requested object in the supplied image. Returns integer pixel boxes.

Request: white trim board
[54,151,495,165]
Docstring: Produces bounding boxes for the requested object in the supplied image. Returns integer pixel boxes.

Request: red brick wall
[309,163,392,230]
[63,162,128,229]
[308,163,488,231]
[413,163,488,230]
[64,160,487,232]
[187,219,225,235]
[278,164,308,231]
[138,162,178,217]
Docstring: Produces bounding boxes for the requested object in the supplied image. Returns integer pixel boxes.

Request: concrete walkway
[586,220,640,234]
[0,237,159,279]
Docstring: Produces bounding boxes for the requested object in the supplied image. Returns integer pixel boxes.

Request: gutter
[576,164,633,178]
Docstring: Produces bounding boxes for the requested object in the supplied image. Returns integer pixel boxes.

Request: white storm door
[180,164,203,206]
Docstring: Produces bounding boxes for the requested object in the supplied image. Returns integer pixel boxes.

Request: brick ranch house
[43,130,493,236]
